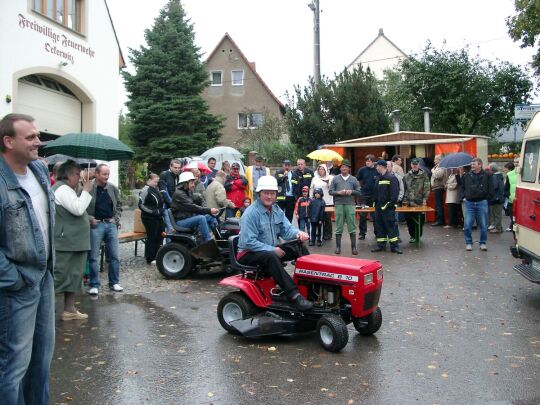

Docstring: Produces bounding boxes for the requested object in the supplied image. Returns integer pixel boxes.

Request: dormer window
[32,0,84,33]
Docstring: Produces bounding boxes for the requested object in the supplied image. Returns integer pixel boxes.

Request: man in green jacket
[403,158,430,243]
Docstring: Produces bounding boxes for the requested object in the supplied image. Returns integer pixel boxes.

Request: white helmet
[256,175,278,192]
[179,171,195,183]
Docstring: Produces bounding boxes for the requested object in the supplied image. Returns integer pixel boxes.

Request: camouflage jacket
[403,169,430,205]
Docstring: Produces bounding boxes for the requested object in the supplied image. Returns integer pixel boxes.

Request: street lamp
[308,0,321,88]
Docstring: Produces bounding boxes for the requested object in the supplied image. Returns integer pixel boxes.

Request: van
[511,111,540,283]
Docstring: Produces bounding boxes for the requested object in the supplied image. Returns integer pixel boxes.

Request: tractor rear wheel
[217,292,259,335]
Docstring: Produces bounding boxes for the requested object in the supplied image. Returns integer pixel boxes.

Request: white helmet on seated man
[255,175,278,192]
[179,171,195,184]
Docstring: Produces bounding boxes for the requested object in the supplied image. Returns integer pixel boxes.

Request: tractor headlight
[364,273,373,285]
[377,268,383,281]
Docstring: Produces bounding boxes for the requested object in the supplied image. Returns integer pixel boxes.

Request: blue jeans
[298,217,311,235]
[89,222,120,288]
[464,200,488,245]
[176,215,214,241]
[226,207,238,219]
[0,271,55,405]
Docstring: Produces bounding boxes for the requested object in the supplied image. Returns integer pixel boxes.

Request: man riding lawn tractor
[237,175,314,311]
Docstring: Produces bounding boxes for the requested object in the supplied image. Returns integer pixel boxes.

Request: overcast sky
[107,0,538,109]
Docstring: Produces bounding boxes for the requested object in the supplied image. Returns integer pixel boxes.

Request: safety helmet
[255,175,278,192]
[179,171,195,183]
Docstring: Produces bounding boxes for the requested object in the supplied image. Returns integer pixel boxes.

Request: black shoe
[317,241,322,247]
[359,234,366,240]
[371,246,385,252]
[308,241,314,246]
[291,294,313,312]
[391,247,403,254]
[431,223,444,227]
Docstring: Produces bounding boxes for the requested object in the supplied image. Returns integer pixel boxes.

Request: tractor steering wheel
[278,239,305,258]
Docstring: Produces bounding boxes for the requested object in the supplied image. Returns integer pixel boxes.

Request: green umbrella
[43,132,134,161]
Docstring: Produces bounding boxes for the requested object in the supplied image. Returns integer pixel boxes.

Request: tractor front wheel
[352,307,382,336]
[316,314,349,352]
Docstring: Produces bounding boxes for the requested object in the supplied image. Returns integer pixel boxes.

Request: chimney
[422,107,432,132]
[250,62,256,72]
[390,110,400,132]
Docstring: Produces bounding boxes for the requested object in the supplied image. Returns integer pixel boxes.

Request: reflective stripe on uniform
[379,180,391,185]
[376,237,388,242]
[388,237,399,243]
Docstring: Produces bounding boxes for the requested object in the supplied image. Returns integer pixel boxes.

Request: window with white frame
[33,0,84,32]
[210,71,222,86]
[238,112,263,129]
[231,70,244,86]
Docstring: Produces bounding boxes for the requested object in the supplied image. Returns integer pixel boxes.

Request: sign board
[515,104,540,121]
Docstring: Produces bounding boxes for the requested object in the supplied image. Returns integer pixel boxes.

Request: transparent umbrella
[201,146,243,162]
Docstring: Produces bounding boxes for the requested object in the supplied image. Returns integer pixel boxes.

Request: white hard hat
[256,175,278,192]
[179,171,195,183]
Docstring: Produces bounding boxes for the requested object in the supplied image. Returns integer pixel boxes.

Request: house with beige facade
[348,28,407,79]
[202,33,285,147]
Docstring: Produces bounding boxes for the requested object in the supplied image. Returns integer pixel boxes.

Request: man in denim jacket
[238,176,313,311]
[0,113,55,405]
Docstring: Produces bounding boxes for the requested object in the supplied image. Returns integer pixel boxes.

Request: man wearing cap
[329,159,361,255]
[224,162,248,218]
[403,158,430,243]
[275,159,295,222]
[371,160,402,253]
[238,175,313,311]
[291,159,314,200]
[356,154,378,241]
[245,155,270,202]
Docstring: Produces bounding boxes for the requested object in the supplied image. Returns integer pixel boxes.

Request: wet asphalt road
[50,223,540,405]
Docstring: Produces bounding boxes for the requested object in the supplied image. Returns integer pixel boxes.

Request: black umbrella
[438,152,474,169]
[45,154,97,169]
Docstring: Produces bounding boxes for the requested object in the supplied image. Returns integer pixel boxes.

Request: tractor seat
[167,209,196,233]
[228,235,262,276]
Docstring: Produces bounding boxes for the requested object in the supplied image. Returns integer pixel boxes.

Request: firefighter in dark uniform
[371,160,403,254]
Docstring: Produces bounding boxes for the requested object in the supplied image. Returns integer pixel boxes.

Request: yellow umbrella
[307,149,343,161]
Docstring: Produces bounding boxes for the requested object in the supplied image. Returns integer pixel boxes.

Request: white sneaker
[88,287,99,296]
[480,244,487,251]
[465,244,473,251]
[487,225,495,230]
[110,284,124,292]
[150,260,156,265]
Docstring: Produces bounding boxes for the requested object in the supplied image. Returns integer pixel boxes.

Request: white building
[0,0,124,183]
[348,28,407,80]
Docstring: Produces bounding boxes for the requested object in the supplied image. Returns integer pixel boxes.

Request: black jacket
[275,169,293,200]
[462,170,493,202]
[139,185,164,219]
[309,197,326,223]
[489,172,504,205]
[373,172,399,209]
[170,187,211,220]
[159,170,178,206]
[291,168,314,199]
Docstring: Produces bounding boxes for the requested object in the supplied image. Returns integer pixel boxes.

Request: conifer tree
[123,0,223,171]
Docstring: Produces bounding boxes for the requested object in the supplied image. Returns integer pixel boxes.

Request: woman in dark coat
[139,173,165,264]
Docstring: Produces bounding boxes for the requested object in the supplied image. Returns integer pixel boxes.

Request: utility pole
[308,0,321,88]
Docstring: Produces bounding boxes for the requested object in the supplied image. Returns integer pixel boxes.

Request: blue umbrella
[438,152,474,169]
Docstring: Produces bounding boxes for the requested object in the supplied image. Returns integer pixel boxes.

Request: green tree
[285,66,390,151]
[123,0,223,172]
[507,0,540,77]
[381,44,533,135]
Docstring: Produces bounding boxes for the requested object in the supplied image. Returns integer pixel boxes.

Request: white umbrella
[201,146,243,162]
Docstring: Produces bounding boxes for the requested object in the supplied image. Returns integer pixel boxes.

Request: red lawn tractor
[217,237,383,352]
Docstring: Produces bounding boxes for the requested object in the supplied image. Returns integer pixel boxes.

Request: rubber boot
[350,233,358,255]
[334,234,342,254]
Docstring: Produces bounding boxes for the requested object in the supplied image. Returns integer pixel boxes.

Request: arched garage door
[14,74,82,136]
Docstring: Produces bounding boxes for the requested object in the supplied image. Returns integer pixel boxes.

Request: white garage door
[14,75,81,136]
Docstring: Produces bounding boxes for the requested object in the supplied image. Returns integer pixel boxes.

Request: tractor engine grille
[363,288,381,310]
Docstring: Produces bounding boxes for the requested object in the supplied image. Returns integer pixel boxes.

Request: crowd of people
[149,151,520,259]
